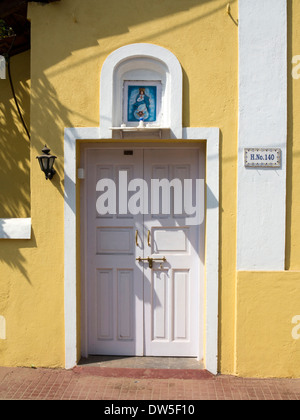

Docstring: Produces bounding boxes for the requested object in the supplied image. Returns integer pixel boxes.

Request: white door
[85,147,202,357]
[143,149,200,356]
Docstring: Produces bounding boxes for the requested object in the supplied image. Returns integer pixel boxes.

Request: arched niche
[99,43,183,139]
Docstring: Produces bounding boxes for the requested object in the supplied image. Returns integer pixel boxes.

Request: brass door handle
[135,230,139,247]
[136,256,166,269]
[147,230,151,247]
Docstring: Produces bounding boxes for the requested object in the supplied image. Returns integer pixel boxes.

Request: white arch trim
[99,43,183,139]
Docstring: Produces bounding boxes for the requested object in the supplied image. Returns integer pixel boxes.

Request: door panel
[96,227,134,255]
[153,227,189,253]
[173,269,190,341]
[117,269,134,341]
[151,269,169,341]
[96,269,113,340]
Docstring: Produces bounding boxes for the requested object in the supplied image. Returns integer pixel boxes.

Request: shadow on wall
[0,66,69,282]
[0,51,30,218]
[30,3,233,189]
[30,0,238,132]
[30,73,73,199]
[32,0,237,72]
[28,0,238,188]
[0,0,238,280]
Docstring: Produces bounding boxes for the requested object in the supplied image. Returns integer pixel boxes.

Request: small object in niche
[121,123,126,128]
[138,117,145,128]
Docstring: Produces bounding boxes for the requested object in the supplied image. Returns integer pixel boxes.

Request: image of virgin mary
[132,88,150,120]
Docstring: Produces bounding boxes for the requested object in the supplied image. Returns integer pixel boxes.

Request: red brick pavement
[0,366,300,400]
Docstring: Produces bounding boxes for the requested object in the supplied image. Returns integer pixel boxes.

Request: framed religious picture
[123,81,162,126]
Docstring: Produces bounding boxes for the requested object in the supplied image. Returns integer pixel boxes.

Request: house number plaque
[244,148,281,168]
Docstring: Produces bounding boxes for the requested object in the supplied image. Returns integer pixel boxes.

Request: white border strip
[0,218,31,239]
[64,127,219,374]
[184,128,220,373]
[64,127,100,369]
[237,0,287,270]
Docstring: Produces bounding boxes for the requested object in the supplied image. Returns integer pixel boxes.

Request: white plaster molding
[64,127,100,370]
[237,0,287,270]
[64,126,219,375]
[0,218,31,239]
[183,127,220,375]
[100,43,182,139]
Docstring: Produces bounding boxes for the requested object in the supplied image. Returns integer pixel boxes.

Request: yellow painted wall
[236,272,300,378]
[0,48,64,367]
[2,0,299,378]
[0,50,34,366]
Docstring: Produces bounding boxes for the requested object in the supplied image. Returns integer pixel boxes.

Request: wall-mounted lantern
[36,145,57,180]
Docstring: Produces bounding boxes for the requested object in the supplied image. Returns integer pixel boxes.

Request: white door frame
[81,144,205,359]
[64,127,219,374]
